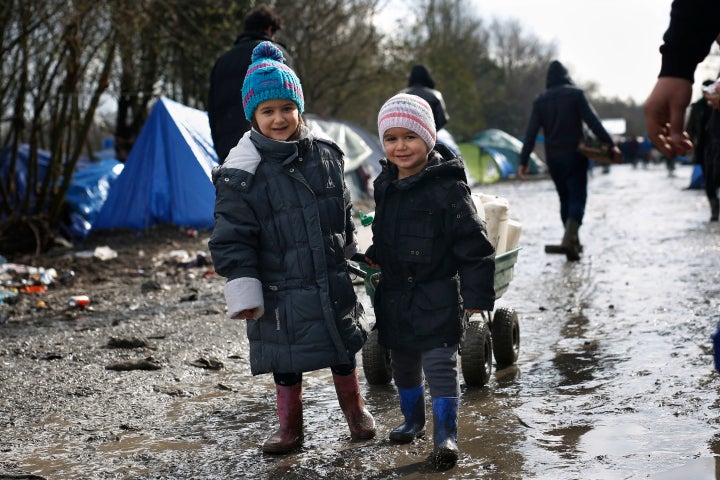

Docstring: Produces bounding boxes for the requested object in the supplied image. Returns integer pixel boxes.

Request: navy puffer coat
[209,127,366,375]
[366,145,495,351]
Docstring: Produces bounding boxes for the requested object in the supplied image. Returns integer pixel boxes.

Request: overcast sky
[379,0,720,104]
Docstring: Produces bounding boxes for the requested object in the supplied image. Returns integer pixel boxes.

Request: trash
[36,300,47,309]
[105,357,162,371]
[21,285,47,294]
[141,280,162,293]
[68,295,90,308]
[93,246,118,260]
[189,357,224,370]
[59,270,76,286]
[357,210,374,227]
[107,336,154,349]
[0,287,19,305]
[187,228,198,238]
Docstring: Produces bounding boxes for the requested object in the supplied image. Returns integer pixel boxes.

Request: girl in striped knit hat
[363,93,495,469]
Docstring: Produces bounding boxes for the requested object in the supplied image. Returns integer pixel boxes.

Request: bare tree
[485,18,557,137]
[271,0,394,130]
[0,0,115,253]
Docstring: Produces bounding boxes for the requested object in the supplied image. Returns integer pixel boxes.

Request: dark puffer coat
[209,127,366,375]
[366,145,495,351]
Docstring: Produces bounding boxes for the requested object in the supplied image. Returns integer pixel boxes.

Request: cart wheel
[460,320,493,387]
[362,329,392,385]
[491,307,520,368]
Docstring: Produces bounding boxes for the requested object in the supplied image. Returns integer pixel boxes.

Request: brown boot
[262,383,303,454]
[561,219,581,261]
[333,370,376,440]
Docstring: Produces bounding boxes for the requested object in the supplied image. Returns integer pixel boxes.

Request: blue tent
[472,128,547,175]
[92,97,219,231]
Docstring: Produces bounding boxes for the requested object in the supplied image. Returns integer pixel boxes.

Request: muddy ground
[1,162,720,480]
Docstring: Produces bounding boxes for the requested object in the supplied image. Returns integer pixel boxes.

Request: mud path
[1,163,719,479]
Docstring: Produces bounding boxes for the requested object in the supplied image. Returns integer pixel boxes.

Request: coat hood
[408,64,436,89]
[546,60,574,89]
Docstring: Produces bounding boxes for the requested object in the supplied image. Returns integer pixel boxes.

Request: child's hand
[365,257,380,270]
[239,308,259,319]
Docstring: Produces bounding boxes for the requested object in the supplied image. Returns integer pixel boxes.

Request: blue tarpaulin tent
[92,97,219,231]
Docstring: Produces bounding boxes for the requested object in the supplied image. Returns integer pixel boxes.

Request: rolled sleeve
[224,277,264,319]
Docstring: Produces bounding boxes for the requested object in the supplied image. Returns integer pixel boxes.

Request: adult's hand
[644,77,693,158]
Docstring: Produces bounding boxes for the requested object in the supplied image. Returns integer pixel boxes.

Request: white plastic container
[505,218,522,251]
[471,193,486,222]
[483,196,509,254]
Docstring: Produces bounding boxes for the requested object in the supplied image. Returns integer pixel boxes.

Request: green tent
[458,143,502,184]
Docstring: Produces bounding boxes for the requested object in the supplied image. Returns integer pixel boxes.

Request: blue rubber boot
[389,385,425,443]
[431,397,459,468]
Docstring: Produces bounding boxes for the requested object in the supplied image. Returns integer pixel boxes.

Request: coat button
[298,157,303,162]
[241,181,246,187]
[289,168,295,172]
[224,177,229,182]
[407,276,414,283]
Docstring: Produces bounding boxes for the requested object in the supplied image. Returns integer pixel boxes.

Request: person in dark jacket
[208,42,375,455]
[644,0,720,159]
[401,64,449,131]
[518,60,620,261]
[687,79,717,219]
[208,4,290,164]
[364,93,495,468]
[702,75,720,221]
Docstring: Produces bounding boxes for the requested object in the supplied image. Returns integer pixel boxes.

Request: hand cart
[349,247,521,388]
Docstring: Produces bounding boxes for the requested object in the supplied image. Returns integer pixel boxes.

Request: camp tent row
[76,97,547,235]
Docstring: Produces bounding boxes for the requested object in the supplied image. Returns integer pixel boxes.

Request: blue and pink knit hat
[242,41,304,121]
[377,93,436,151]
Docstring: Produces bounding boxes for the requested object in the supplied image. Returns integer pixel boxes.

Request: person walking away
[400,64,459,153]
[401,64,450,131]
[686,80,714,185]
[518,60,620,261]
[208,4,289,164]
[209,42,375,454]
[702,77,720,221]
[644,0,720,160]
[363,93,495,469]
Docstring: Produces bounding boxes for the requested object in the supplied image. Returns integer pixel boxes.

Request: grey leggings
[390,344,459,398]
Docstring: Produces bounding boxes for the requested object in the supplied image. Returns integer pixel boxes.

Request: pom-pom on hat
[377,93,436,151]
[242,41,304,121]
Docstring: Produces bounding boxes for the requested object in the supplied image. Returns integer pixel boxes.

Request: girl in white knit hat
[363,93,495,469]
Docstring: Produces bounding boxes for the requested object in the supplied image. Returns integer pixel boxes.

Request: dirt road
[1,162,719,479]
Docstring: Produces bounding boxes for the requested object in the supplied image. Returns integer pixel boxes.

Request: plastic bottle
[68,295,90,308]
[357,210,374,227]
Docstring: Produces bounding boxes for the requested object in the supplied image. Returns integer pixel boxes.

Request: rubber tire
[361,329,392,385]
[460,320,493,387]
[491,307,520,367]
